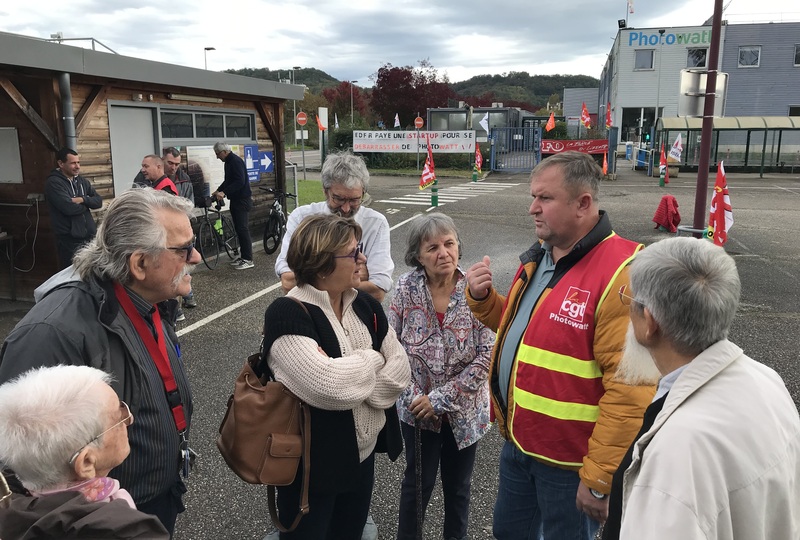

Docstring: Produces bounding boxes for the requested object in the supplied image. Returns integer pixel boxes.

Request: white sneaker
[229,257,243,266]
[235,259,254,270]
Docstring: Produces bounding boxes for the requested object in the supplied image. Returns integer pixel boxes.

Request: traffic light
[644,132,651,142]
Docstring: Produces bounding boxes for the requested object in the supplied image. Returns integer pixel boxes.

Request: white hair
[630,237,740,356]
[0,366,113,491]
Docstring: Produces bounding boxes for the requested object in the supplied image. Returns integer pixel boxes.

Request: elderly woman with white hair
[0,365,168,539]
[602,237,800,540]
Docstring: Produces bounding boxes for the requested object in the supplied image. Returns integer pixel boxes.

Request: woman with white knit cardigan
[262,213,411,540]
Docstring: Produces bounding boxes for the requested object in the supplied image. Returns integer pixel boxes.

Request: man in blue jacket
[212,142,254,270]
[45,147,103,269]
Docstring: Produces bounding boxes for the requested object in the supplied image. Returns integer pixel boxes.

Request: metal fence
[489,127,542,172]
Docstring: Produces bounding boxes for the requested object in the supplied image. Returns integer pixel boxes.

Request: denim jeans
[493,441,599,540]
[397,421,478,540]
[229,197,253,261]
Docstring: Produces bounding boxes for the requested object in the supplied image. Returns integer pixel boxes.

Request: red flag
[419,135,436,190]
[708,161,733,246]
[605,103,612,129]
[659,143,670,185]
[316,114,326,131]
[545,112,556,132]
[475,142,483,173]
[602,152,608,175]
[581,102,591,129]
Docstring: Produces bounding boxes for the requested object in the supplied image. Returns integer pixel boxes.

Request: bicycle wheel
[221,215,240,259]
[198,221,220,269]
[263,215,281,255]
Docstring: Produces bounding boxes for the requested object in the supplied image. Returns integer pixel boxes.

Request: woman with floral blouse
[389,213,494,540]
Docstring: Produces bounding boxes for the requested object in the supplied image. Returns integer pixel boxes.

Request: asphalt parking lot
[1,160,798,539]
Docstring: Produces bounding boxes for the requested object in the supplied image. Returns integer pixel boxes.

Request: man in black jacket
[212,142,254,269]
[45,147,103,269]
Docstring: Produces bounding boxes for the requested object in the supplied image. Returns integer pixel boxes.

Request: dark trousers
[278,452,375,540]
[136,481,186,538]
[229,197,253,261]
[397,421,478,540]
[55,235,88,270]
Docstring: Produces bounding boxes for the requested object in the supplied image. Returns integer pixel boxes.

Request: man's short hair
[143,155,163,168]
[287,214,362,287]
[630,237,741,356]
[56,147,78,163]
[403,212,461,269]
[73,187,194,284]
[213,142,231,154]
[163,147,181,159]
[0,365,112,491]
[321,151,370,192]
[532,151,601,200]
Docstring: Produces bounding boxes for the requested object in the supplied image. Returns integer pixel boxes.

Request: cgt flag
[605,103,612,129]
[708,161,733,246]
[394,113,401,128]
[668,133,683,162]
[603,152,609,175]
[659,143,670,186]
[545,112,556,132]
[475,142,483,173]
[316,114,327,131]
[419,135,436,190]
[581,102,591,129]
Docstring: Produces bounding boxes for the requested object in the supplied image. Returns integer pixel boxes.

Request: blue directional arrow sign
[259,151,274,173]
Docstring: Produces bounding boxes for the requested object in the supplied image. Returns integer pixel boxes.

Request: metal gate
[489,127,542,172]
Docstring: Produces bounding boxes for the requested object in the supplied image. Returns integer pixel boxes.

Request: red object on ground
[652,194,681,233]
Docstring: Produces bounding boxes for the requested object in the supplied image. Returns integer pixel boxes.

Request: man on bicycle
[275,151,393,302]
[213,142,254,270]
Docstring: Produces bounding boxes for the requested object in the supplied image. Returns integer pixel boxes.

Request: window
[687,48,707,68]
[226,115,252,138]
[634,50,654,70]
[195,114,224,138]
[789,106,800,116]
[161,112,193,138]
[738,46,761,67]
[795,45,800,66]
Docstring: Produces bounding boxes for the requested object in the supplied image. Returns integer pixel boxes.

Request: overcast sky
[2,1,797,88]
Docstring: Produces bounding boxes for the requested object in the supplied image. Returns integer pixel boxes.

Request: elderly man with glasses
[0,187,197,536]
[601,237,800,540]
[0,365,169,539]
[275,151,393,302]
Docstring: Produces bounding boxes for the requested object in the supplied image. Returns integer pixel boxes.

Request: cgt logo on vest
[549,287,591,330]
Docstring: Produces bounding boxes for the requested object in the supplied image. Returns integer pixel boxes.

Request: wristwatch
[589,488,607,500]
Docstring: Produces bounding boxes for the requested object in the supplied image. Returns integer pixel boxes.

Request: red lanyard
[113,283,187,433]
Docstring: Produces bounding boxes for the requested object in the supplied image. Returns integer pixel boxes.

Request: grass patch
[294,179,325,207]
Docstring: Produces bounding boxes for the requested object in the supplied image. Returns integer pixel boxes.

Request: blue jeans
[493,441,599,540]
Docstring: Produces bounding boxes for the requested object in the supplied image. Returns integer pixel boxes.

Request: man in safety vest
[466,151,655,540]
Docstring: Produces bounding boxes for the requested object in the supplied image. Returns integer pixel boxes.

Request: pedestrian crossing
[375,182,521,207]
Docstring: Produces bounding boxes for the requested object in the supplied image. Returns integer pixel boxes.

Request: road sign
[414,117,424,129]
[296,112,308,126]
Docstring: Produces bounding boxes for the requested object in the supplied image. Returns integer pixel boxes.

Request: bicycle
[196,198,240,270]
[260,186,296,255]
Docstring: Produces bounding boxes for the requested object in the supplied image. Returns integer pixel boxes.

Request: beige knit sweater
[269,285,411,461]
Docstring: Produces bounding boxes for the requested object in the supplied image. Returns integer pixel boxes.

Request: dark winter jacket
[44,168,102,239]
[216,152,251,200]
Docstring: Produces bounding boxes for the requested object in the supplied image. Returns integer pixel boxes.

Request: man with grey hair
[275,151,393,301]
[213,142,254,269]
[466,151,654,540]
[602,237,800,540]
[0,187,198,536]
[0,365,169,539]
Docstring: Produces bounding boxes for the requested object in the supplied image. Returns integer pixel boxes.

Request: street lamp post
[654,29,665,134]
[204,47,215,70]
[350,80,358,126]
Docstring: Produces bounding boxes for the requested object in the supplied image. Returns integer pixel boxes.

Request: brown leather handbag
[217,351,311,532]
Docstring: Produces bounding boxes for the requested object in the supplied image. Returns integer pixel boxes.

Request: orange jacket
[467,214,655,493]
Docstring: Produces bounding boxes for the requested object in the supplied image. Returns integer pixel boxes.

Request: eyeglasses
[334,243,363,262]
[68,401,133,466]
[166,235,196,262]
[329,193,364,207]
[618,284,643,307]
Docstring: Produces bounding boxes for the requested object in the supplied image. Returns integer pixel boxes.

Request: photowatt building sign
[353,131,475,153]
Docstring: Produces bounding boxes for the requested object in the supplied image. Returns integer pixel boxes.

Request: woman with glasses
[0,365,168,539]
[261,213,410,539]
[388,213,494,540]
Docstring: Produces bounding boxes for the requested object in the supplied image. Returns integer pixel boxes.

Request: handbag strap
[267,401,311,533]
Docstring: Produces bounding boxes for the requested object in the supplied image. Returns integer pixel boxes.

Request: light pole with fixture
[654,29,665,137]
[204,47,215,70]
[350,81,358,126]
